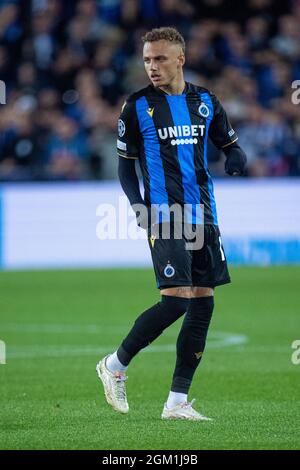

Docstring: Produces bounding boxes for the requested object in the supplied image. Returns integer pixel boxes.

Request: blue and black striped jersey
[117,82,238,225]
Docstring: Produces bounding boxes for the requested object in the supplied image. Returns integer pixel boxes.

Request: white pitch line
[0,323,127,334]
[0,323,247,341]
[4,332,248,359]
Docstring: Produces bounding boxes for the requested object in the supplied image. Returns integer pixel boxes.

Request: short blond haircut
[142,27,185,53]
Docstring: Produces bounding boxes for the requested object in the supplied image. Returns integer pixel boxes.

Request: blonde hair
[142,27,185,53]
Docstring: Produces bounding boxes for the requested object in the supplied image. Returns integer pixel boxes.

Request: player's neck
[159,76,186,96]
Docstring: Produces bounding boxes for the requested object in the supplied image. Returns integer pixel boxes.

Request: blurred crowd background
[0,0,299,181]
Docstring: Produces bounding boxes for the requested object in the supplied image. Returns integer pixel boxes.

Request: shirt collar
[151,81,189,96]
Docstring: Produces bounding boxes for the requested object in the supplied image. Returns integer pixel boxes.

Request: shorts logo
[118,119,126,137]
[198,103,210,118]
[164,263,175,278]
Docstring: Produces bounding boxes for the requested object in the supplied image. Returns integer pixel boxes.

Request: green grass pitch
[0,266,299,450]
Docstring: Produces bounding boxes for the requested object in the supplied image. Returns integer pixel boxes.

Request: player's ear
[178,53,185,67]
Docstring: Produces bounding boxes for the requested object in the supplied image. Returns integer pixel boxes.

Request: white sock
[166,391,188,409]
[106,351,128,373]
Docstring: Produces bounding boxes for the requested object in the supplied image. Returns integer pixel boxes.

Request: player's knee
[184,296,214,329]
[160,294,189,315]
[132,295,188,332]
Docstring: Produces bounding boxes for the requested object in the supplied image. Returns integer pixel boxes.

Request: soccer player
[96,27,246,421]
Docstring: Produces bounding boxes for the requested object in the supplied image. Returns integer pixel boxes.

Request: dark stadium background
[0,0,299,180]
[0,0,299,452]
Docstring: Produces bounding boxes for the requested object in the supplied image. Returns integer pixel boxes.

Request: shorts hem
[158,280,192,289]
[192,277,231,288]
[157,277,231,289]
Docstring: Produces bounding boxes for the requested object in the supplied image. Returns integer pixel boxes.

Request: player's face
[143,40,185,87]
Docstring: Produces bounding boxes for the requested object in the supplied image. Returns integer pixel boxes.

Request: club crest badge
[198,103,210,118]
[164,263,175,278]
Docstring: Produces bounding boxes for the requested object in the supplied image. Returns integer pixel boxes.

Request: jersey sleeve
[208,93,238,149]
[117,100,140,160]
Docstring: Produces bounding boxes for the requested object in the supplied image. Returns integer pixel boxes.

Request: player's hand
[223,142,247,176]
[133,204,152,230]
[224,154,246,176]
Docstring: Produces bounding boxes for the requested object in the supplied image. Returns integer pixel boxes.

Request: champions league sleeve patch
[118,119,126,137]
